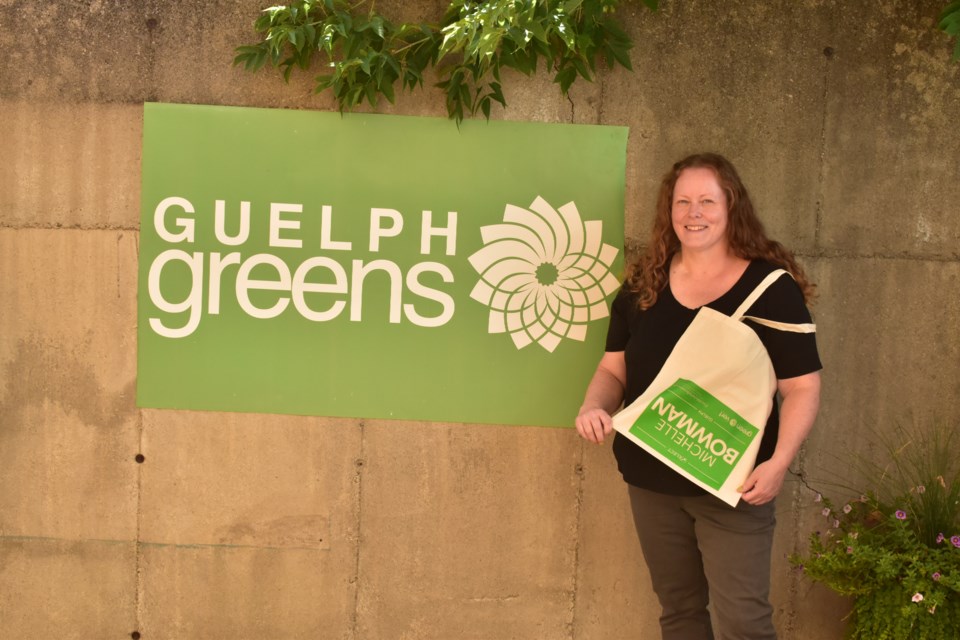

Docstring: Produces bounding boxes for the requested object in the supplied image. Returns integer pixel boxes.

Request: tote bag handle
[732,269,816,334]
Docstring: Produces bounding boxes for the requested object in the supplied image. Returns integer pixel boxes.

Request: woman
[575,153,821,640]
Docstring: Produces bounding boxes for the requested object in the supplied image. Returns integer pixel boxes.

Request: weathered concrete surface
[605,0,834,251]
[2,0,959,638]
[0,103,142,228]
[356,420,579,639]
[572,443,661,639]
[0,538,137,639]
[0,229,138,541]
[819,2,960,259]
[137,410,360,636]
[139,545,345,639]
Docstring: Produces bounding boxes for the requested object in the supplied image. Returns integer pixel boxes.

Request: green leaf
[527,21,548,44]
[370,16,385,39]
[381,79,396,104]
[314,74,335,90]
[554,65,577,94]
[571,56,591,80]
[489,82,506,106]
[607,42,633,70]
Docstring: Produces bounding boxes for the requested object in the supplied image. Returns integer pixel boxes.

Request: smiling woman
[575,152,822,640]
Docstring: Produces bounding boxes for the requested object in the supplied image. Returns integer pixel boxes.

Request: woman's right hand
[576,406,614,444]
[575,351,626,445]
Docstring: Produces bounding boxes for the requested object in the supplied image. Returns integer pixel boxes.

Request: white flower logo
[468,196,620,352]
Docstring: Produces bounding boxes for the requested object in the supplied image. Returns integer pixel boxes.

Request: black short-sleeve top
[605,260,822,495]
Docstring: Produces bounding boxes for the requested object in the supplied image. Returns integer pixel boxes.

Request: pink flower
[814,493,822,503]
[821,507,831,517]
[912,592,924,603]
[895,510,907,520]
[951,535,960,548]
[846,546,853,554]
[937,533,945,544]
[842,504,852,514]
[933,572,942,581]
[833,519,840,529]
[916,485,926,494]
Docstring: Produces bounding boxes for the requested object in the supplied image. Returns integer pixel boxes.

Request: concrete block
[0,537,137,640]
[137,411,360,637]
[139,543,349,639]
[603,1,831,253]
[355,420,579,639]
[818,2,960,257]
[0,229,138,541]
[572,441,661,639]
[805,257,960,466]
[0,2,152,102]
[0,102,142,228]
[139,410,360,552]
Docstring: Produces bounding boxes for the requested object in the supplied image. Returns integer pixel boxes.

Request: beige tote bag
[612,269,815,506]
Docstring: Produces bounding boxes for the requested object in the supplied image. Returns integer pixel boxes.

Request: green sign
[138,103,627,427]
[628,379,759,489]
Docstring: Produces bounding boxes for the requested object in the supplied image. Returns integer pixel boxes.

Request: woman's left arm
[739,371,821,505]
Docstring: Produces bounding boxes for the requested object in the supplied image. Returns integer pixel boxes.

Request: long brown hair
[624,152,816,309]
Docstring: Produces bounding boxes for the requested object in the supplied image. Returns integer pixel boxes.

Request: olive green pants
[628,486,778,640]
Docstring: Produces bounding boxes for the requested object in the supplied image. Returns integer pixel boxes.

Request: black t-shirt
[605,260,822,495]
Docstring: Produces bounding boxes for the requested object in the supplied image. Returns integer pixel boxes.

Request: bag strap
[732,268,817,334]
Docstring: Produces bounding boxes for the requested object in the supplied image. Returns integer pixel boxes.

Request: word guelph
[147,197,459,338]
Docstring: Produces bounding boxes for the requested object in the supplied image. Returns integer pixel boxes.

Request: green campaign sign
[628,379,759,489]
[138,103,627,427]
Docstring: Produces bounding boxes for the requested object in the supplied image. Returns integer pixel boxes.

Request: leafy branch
[234,0,658,121]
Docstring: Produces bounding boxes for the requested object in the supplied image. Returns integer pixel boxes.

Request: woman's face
[671,167,730,255]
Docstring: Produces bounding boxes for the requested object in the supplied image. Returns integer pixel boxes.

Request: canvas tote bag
[612,269,816,506]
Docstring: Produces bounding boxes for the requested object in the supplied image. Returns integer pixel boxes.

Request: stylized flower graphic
[468,196,620,352]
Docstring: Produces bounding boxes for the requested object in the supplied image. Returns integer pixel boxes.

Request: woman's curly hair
[624,152,816,309]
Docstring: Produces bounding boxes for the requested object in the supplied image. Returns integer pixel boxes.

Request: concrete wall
[1,0,958,638]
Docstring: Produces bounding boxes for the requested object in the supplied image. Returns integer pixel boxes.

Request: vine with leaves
[234,1,960,122]
[234,0,658,121]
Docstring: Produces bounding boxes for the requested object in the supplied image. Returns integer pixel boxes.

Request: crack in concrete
[0,222,139,231]
[134,407,145,638]
[567,441,586,639]
[350,420,366,640]
[813,43,832,255]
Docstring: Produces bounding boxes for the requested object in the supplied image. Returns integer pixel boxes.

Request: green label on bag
[629,379,759,489]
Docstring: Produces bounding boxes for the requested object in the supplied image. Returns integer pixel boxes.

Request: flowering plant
[791,424,960,639]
